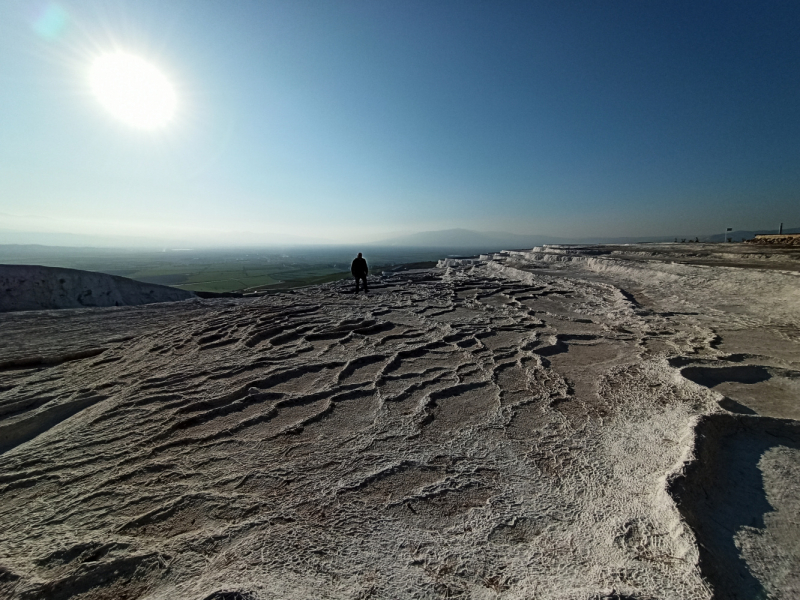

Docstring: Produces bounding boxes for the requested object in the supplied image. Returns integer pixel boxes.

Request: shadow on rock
[669,414,800,599]
[680,365,772,388]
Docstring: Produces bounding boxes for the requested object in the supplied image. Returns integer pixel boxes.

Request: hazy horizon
[3,223,796,251]
[2,2,799,245]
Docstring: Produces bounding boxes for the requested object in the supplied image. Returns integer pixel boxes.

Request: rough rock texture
[746,234,800,247]
[0,244,798,599]
[0,264,196,312]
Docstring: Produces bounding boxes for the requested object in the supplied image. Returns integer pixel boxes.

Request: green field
[0,246,464,293]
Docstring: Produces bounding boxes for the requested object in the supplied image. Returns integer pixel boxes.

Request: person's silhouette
[351,252,368,293]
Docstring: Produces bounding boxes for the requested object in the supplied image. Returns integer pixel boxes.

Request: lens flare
[89,52,177,130]
[33,3,69,39]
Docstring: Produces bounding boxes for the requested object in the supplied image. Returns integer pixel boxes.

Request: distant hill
[0,229,331,248]
[0,265,196,312]
[374,227,800,249]
[374,229,563,249]
[698,227,800,242]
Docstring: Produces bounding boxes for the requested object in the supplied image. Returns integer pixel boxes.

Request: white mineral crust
[0,243,797,599]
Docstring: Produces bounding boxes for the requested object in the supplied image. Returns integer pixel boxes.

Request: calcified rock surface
[0,243,798,600]
[0,265,195,312]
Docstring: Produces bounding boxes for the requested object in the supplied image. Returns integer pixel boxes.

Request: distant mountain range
[372,227,800,249]
[0,229,329,248]
[696,227,800,242]
[372,229,556,249]
[2,226,797,251]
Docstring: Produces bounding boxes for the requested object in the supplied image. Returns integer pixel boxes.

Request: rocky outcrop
[746,233,800,246]
[0,264,195,312]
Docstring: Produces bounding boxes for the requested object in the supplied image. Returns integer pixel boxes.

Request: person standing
[351,252,368,293]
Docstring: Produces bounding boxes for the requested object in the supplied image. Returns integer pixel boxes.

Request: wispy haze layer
[1,1,799,246]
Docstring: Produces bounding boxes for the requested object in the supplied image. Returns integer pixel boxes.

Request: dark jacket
[351,257,368,277]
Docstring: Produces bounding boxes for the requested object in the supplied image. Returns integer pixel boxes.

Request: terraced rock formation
[0,244,797,599]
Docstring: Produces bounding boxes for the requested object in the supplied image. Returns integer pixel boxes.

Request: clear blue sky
[1,1,798,245]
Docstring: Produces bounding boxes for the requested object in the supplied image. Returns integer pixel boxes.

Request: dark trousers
[354,275,368,292]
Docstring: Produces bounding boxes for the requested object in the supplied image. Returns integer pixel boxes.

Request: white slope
[0,264,195,312]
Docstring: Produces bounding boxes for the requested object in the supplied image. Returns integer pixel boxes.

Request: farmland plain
[0,245,474,293]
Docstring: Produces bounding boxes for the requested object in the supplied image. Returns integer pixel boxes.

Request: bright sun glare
[89,52,177,130]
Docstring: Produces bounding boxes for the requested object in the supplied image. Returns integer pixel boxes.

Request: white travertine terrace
[0,243,797,599]
[0,265,195,312]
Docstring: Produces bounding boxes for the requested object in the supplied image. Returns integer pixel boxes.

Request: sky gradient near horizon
[1,1,799,246]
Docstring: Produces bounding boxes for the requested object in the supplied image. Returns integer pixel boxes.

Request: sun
[89,52,177,130]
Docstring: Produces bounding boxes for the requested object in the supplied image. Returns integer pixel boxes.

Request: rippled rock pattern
[1,246,798,599]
